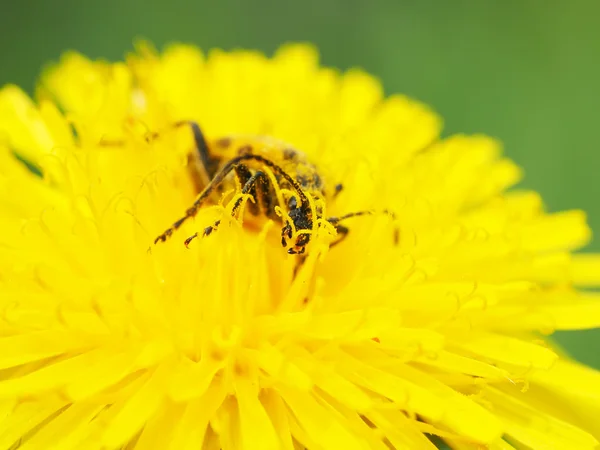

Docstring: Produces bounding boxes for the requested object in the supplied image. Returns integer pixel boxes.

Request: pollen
[0,42,600,449]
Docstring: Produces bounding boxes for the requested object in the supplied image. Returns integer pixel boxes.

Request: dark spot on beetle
[214,138,232,148]
[237,145,253,156]
[297,174,310,188]
[312,172,322,189]
[283,148,298,161]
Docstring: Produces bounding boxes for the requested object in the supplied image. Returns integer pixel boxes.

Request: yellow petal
[235,377,280,450]
[101,363,170,448]
[456,332,558,370]
[570,253,600,286]
[484,386,598,449]
[0,86,55,164]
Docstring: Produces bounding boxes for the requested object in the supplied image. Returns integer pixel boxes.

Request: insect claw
[184,233,198,248]
[154,234,167,245]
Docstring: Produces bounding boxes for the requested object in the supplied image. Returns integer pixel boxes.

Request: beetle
[150,121,397,254]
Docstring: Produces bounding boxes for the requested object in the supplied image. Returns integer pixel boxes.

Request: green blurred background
[1,0,599,366]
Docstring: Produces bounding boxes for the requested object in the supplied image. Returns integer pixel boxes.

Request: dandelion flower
[1,43,600,450]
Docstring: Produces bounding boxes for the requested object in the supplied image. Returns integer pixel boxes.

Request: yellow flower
[1,42,600,450]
